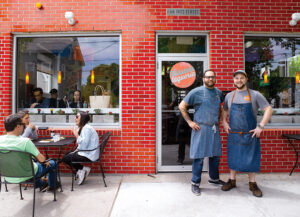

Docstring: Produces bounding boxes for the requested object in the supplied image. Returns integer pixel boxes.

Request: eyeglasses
[75,115,79,119]
[204,76,216,79]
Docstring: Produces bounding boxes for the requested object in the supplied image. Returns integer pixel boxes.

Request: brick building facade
[0,0,299,174]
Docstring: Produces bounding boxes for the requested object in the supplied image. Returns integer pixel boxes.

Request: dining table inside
[33,136,76,191]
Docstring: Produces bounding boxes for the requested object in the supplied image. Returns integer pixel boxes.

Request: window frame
[12,32,122,129]
[244,33,300,128]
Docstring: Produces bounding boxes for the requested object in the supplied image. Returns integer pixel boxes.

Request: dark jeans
[62,152,91,171]
[30,160,57,188]
[191,156,220,185]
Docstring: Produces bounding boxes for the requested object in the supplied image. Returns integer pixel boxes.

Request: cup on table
[53,133,60,142]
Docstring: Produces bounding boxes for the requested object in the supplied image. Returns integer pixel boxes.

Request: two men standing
[179,69,272,197]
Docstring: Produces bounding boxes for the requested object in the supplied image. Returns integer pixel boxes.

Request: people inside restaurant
[30,87,50,108]
[69,90,83,108]
[49,88,68,108]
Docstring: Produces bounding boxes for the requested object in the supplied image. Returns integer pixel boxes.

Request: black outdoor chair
[0,149,57,217]
[69,132,111,191]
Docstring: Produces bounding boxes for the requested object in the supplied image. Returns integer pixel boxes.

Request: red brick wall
[0,0,299,174]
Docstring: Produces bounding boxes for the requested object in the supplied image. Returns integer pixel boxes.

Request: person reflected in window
[49,88,67,108]
[69,90,83,108]
[62,112,99,185]
[18,111,37,140]
[30,87,50,108]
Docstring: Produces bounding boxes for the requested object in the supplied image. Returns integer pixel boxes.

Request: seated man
[0,113,57,191]
[30,87,50,108]
[49,88,67,108]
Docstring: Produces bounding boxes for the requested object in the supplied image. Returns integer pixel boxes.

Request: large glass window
[15,35,120,126]
[245,36,300,125]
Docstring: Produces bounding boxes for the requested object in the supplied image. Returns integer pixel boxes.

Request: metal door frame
[156,56,209,172]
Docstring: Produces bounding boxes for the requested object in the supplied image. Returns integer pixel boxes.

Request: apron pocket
[240,134,254,145]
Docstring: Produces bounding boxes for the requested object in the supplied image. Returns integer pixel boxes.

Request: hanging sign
[170,62,196,88]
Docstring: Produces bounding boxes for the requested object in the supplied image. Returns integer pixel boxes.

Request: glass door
[156,57,208,171]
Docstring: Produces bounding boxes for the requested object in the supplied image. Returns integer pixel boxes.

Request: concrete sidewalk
[1,173,300,217]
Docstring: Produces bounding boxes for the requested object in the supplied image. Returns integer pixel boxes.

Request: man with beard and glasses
[221,70,272,197]
[179,69,225,196]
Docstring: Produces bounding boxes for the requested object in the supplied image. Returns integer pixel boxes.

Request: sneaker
[208,179,225,186]
[221,179,236,191]
[249,182,263,197]
[77,169,87,185]
[83,166,91,178]
[191,184,201,196]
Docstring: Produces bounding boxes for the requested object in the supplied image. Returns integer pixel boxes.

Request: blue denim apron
[227,89,261,172]
[190,87,222,159]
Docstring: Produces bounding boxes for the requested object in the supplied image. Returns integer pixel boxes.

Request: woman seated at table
[18,111,38,140]
[69,90,83,108]
[62,111,99,185]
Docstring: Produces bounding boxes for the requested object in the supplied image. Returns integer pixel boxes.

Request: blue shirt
[77,124,100,161]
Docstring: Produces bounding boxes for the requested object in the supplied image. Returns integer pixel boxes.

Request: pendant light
[91,70,95,84]
[58,71,62,84]
[296,71,299,84]
[25,72,30,84]
[263,71,268,84]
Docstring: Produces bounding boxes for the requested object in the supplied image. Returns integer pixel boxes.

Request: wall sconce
[289,13,300,26]
[58,71,62,84]
[36,2,43,10]
[25,72,30,84]
[91,70,95,84]
[263,71,268,83]
[296,71,299,84]
[65,11,76,26]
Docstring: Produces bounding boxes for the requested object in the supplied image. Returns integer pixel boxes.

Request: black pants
[62,152,91,171]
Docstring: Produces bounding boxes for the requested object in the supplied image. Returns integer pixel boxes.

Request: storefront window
[158,36,206,53]
[15,35,120,126]
[245,36,300,125]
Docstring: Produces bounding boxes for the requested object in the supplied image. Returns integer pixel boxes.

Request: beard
[234,83,246,90]
[204,80,215,88]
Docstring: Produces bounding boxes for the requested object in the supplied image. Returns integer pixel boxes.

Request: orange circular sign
[170,62,196,88]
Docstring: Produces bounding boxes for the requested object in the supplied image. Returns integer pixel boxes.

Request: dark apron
[227,89,261,172]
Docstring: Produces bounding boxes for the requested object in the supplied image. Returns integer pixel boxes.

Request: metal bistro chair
[70,132,111,191]
[0,149,57,217]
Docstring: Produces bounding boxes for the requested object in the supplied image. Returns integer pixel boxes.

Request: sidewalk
[1,173,299,217]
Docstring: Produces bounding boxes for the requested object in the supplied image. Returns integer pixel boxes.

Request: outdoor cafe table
[33,137,76,191]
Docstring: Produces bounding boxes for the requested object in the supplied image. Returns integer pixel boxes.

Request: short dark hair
[33,87,43,95]
[203,69,216,77]
[4,114,23,132]
[50,88,58,94]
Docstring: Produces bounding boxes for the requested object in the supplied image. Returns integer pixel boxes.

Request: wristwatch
[257,124,264,129]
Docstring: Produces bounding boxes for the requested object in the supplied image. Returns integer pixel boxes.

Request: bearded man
[222,70,272,197]
[179,69,225,196]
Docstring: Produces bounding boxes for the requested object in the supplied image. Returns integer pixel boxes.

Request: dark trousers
[62,152,91,171]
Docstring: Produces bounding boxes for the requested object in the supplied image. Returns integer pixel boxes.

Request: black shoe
[191,184,201,196]
[43,182,61,192]
[39,182,48,192]
[208,179,225,186]
[177,159,184,165]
